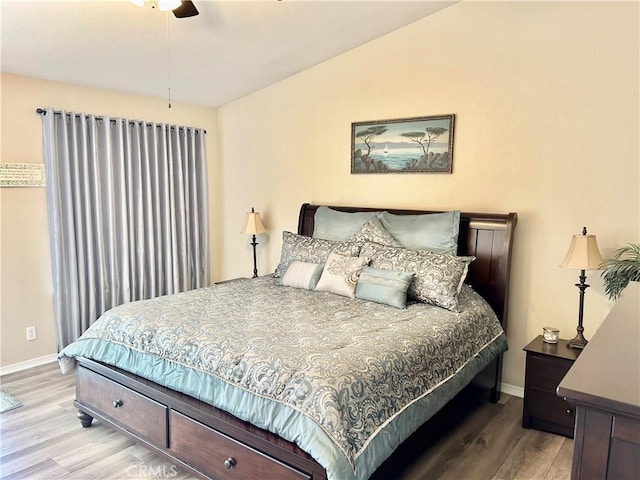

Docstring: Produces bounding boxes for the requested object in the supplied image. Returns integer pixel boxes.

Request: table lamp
[560,227,603,349]
[240,208,267,278]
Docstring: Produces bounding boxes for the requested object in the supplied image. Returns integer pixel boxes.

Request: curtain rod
[36,108,206,134]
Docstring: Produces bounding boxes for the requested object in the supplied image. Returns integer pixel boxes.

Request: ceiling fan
[130,0,199,18]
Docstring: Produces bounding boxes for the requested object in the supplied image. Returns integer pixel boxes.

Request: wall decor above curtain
[39,108,209,351]
[0,163,46,187]
[351,114,455,174]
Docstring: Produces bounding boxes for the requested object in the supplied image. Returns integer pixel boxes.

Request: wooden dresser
[557,284,640,480]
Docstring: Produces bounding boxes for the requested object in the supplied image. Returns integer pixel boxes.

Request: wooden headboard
[297,204,517,331]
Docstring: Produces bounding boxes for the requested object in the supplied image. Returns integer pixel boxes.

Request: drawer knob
[112,400,123,408]
[566,408,572,415]
[223,458,236,469]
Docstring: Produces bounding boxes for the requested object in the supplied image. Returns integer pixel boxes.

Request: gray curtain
[41,109,209,351]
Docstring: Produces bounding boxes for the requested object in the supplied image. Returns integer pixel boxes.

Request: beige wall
[0,73,219,367]
[218,1,639,388]
[1,1,638,389]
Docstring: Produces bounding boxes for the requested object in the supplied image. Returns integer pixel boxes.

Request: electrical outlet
[26,326,37,341]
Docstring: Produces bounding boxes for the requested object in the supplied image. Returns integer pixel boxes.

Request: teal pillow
[378,210,460,254]
[355,266,414,309]
[313,206,380,241]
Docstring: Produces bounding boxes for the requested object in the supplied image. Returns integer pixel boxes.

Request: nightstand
[522,335,581,438]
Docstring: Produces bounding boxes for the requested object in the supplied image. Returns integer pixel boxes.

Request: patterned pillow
[316,252,370,298]
[359,242,474,312]
[280,261,324,290]
[355,266,414,309]
[274,231,361,278]
[349,217,403,248]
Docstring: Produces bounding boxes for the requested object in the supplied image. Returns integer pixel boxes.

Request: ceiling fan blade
[173,0,198,18]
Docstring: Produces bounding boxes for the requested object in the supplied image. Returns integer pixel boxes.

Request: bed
[59,203,517,480]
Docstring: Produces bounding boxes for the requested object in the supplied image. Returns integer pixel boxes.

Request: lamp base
[250,235,259,279]
[567,270,589,350]
[567,332,588,349]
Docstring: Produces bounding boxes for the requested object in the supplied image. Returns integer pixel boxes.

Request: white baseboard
[501,382,524,398]
[0,354,58,376]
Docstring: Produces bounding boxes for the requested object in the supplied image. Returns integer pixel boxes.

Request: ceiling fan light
[129,0,145,7]
[157,0,182,11]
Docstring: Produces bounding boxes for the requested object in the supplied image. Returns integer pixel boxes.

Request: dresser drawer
[76,365,168,447]
[170,410,310,480]
[525,353,573,391]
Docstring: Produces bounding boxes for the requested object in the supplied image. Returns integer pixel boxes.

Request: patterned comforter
[59,276,507,480]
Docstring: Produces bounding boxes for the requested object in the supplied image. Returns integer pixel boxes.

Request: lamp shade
[240,209,266,235]
[157,0,182,11]
[560,229,603,270]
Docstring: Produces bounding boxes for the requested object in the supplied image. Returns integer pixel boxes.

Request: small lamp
[240,208,267,278]
[560,227,604,349]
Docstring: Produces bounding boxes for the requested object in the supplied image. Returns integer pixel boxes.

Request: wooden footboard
[74,357,327,480]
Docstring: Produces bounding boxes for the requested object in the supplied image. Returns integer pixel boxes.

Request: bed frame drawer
[76,365,168,447]
[170,410,310,480]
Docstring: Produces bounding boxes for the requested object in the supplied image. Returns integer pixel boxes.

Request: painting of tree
[351,115,454,174]
[400,127,448,168]
[356,125,388,158]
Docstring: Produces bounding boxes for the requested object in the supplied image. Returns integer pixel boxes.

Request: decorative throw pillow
[359,242,474,312]
[274,231,361,278]
[349,217,403,247]
[378,210,461,254]
[316,252,370,298]
[355,267,414,309]
[312,206,380,241]
[280,261,324,290]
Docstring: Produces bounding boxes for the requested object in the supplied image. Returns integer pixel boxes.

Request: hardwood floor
[0,362,572,479]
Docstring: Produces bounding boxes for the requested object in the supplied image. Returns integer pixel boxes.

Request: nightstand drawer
[525,387,575,427]
[526,353,573,391]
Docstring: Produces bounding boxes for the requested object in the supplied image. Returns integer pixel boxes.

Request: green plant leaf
[600,243,640,300]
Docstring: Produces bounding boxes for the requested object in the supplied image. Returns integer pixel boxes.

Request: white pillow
[281,261,324,290]
[316,252,370,298]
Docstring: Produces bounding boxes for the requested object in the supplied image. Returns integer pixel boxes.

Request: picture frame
[351,114,455,174]
[0,163,46,187]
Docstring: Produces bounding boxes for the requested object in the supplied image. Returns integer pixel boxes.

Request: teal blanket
[59,277,507,480]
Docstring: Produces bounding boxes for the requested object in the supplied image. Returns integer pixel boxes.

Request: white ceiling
[1,0,456,107]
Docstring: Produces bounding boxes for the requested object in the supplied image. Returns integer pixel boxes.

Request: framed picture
[351,114,455,174]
